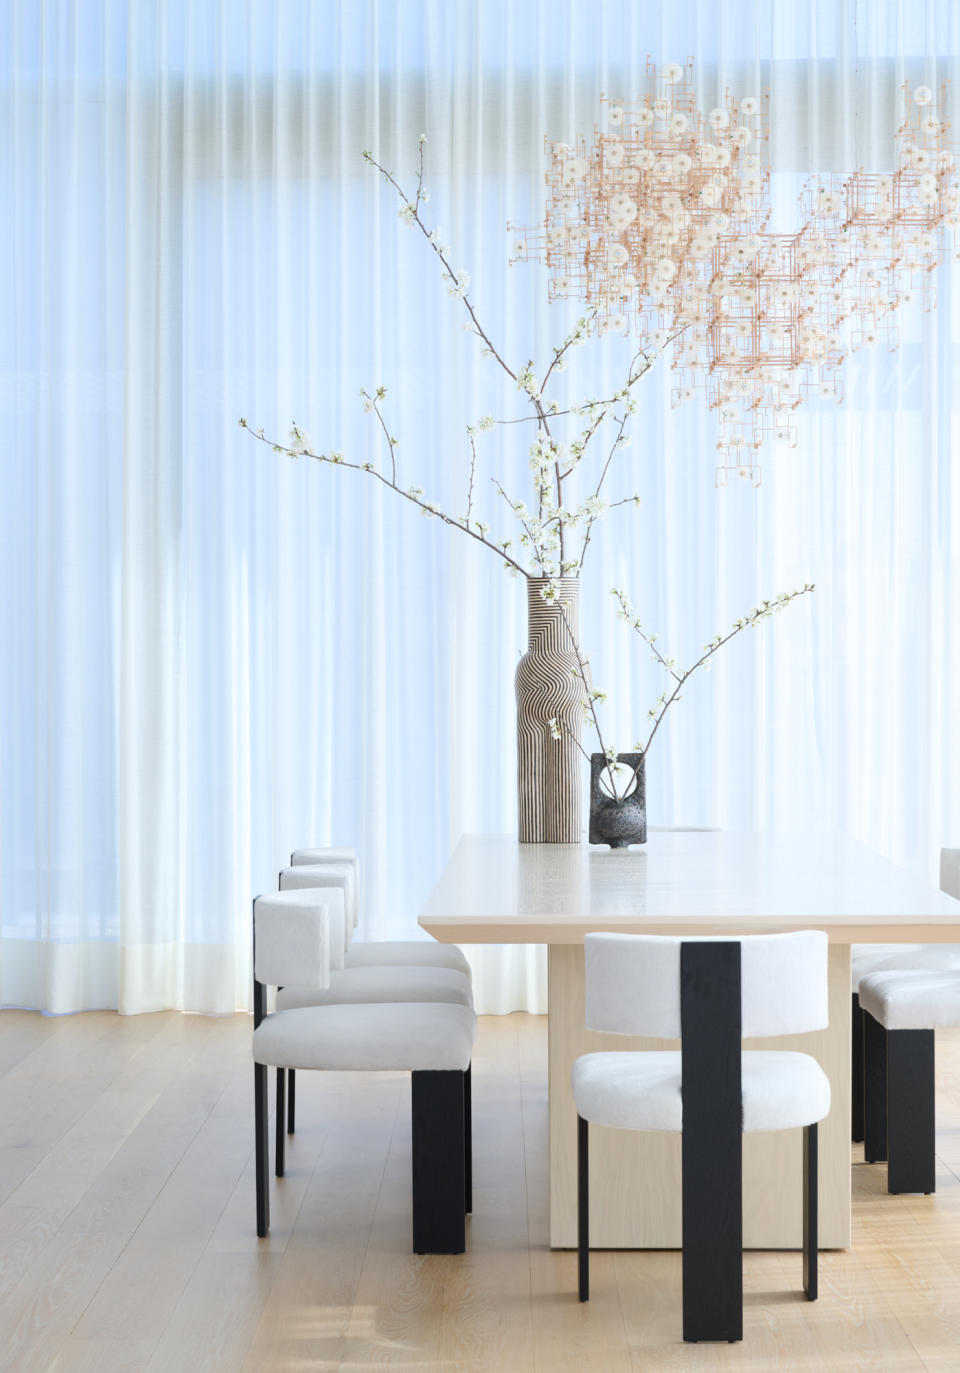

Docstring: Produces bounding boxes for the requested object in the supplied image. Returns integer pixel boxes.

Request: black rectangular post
[252,903,270,1237]
[680,941,743,1344]
[287,1068,296,1134]
[275,1068,286,1177]
[255,1061,270,1237]
[578,1114,589,1302]
[863,1010,888,1163]
[851,994,864,1143]
[464,1065,473,1214]
[803,1124,818,1300]
[887,1029,936,1194]
[411,1070,466,1254]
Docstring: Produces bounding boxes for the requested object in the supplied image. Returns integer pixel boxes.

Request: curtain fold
[2,0,959,1014]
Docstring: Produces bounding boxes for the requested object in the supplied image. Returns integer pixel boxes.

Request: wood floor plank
[0,1011,71,1078]
[0,1224,130,1373]
[44,1336,155,1373]
[240,1071,403,1370]
[317,1071,448,1369]
[434,1018,536,1373]
[4,1088,158,1212]
[142,1251,284,1373]
[0,1205,72,1303]
[70,1102,255,1346]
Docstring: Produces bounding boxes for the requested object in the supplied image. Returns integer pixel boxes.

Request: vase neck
[526,577,579,652]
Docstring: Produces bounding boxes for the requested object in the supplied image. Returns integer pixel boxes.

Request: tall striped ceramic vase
[515,576,583,843]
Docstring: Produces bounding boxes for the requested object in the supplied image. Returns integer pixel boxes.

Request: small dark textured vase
[588,753,647,848]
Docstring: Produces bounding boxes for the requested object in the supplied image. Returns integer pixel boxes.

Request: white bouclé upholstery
[288,846,472,982]
[292,846,357,868]
[253,1001,477,1072]
[280,864,357,942]
[276,965,473,1010]
[851,942,960,991]
[344,940,472,980]
[941,849,960,900]
[253,890,330,991]
[291,850,360,925]
[850,849,960,992]
[572,1049,831,1134]
[584,930,829,1040]
[280,868,473,982]
[275,876,347,969]
[858,969,960,1031]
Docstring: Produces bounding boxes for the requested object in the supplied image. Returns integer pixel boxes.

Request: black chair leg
[255,1062,270,1237]
[275,1069,286,1177]
[411,1070,466,1254]
[287,1068,296,1134]
[803,1123,818,1300]
[887,1029,936,1194]
[578,1114,589,1302]
[863,1010,888,1163]
[464,1064,473,1215]
[851,994,864,1143]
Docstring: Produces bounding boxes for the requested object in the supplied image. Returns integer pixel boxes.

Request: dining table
[418,829,960,1250]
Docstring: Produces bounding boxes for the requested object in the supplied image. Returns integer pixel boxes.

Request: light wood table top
[419,830,960,945]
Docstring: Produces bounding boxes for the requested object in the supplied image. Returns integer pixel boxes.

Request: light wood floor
[2,1012,960,1372]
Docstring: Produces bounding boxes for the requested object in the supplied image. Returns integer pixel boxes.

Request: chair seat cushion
[851,943,960,992]
[253,1002,477,1072]
[344,940,471,981]
[276,965,473,1010]
[858,969,960,1030]
[572,1050,831,1134]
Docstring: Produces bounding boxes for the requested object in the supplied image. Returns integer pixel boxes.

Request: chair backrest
[291,846,357,866]
[289,850,361,927]
[279,867,352,961]
[253,890,331,992]
[584,930,829,1040]
[941,848,960,901]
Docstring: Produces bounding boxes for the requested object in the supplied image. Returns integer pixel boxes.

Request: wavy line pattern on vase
[515,577,583,843]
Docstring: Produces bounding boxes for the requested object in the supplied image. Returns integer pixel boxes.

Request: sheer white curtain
[2,0,960,1014]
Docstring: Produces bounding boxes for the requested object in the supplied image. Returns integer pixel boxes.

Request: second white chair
[276,853,473,1177]
[573,930,831,1343]
[859,967,960,1193]
[252,889,476,1253]
[290,848,472,978]
[851,848,960,1143]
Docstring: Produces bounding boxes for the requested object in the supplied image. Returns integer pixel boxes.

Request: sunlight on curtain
[1,0,959,1012]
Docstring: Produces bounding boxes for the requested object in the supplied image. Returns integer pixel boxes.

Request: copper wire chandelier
[511,59,959,485]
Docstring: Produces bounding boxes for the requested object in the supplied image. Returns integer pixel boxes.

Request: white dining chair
[858,967,960,1194]
[252,889,477,1253]
[275,860,473,1157]
[290,848,471,978]
[573,930,831,1343]
[851,848,960,1143]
